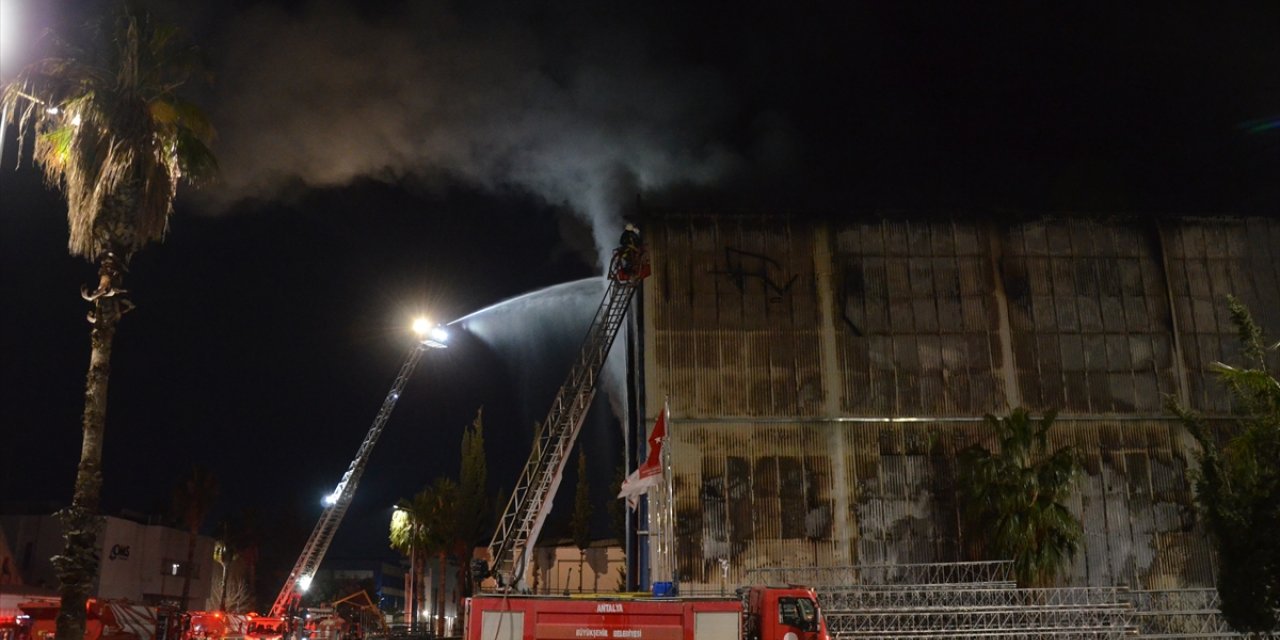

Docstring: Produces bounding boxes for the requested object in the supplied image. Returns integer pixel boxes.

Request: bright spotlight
[323,491,339,506]
[422,324,448,349]
[411,317,431,335]
[298,575,313,592]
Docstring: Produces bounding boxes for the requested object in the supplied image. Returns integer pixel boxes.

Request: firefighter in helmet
[617,223,641,277]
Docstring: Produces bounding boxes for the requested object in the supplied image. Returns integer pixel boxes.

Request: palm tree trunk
[408,546,418,631]
[54,285,124,640]
[181,527,198,610]
[436,552,446,637]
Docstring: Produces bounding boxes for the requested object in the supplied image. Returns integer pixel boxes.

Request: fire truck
[15,600,184,640]
[240,614,286,640]
[183,611,249,640]
[464,586,828,640]
[181,609,290,640]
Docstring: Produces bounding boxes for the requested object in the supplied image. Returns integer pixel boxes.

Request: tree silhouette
[456,408,490,597]
[1171,296,1280,632]
[2,7,215,638]
[172,466,219,611]
[570,450,592,592]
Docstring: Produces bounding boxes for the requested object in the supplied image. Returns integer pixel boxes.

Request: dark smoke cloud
[199,0,744,262]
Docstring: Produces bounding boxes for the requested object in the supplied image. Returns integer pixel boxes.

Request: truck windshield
[777,597,818,630]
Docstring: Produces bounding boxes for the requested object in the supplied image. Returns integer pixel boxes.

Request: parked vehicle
[464,585,827,640]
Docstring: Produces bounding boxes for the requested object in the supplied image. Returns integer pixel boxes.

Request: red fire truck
[16,600,180,640]
[241,615,286,640]
[464,585,828,640]
[184,611,250,640]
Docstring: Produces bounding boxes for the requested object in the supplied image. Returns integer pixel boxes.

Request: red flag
[617,404,668,509]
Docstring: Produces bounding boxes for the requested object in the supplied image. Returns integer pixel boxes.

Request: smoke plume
[200,0,743,262]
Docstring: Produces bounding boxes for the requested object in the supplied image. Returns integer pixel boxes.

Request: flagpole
[663,398,675,588]
[618,399,670,592]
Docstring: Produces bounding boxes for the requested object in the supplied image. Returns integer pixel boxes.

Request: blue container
[652,581,677,597]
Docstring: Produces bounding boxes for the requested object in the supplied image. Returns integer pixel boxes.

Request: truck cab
[741,586,827,640]
[243,616,287,640]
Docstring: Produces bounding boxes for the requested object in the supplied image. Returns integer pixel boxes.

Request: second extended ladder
[487,274,640,588]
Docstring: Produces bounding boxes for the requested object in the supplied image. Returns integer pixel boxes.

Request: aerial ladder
[269,325,449,617]
[484,236,649,589]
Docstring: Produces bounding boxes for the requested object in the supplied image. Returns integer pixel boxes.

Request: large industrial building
[629,213,1279,591]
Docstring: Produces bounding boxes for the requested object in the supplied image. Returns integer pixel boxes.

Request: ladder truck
[465,586,830,640]
[268,323,450,619]
[482,237,650,590]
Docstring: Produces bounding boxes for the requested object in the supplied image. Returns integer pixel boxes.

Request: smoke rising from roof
[200,0,743,262]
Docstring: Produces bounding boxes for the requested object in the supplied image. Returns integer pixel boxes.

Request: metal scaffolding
[821,586,1129,610]
[820,587,1132,638]
[747,561,1014,588]
[743,562,1276,638]
[1127,589,1275,639]
[754,562,1135,639]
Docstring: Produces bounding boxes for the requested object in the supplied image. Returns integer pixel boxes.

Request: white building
[0,514,214,608]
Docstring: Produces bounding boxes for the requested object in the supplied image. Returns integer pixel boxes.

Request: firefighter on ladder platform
[612,223,649,281]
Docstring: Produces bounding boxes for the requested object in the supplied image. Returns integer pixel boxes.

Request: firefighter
[619,223,641,251]
[617,223,641,277]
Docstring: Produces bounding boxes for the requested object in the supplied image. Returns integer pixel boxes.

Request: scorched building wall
[638,214,1280,590]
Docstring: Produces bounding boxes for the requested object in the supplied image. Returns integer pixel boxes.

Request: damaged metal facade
[639,214,1280,590]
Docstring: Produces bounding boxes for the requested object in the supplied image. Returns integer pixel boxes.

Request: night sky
[2,0,1278,572]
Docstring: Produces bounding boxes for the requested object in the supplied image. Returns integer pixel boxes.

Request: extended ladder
[270,334,444,616]
[487,263,643,589]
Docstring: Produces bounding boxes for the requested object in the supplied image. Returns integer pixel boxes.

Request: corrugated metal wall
[641,214,1280,591]
[1000,221,1179,413]
[668,417,1212,589]
[834,221,1004,414]
[650,216,825,417]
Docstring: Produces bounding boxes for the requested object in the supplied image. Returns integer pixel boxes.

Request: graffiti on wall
[710,247,797,301]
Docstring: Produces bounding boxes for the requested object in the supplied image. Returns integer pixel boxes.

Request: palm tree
[957,408,1082,587]
[391,479,457,635]
[172,465,219,612]
[390,494,430,632]
[1,8,214,640]
[420,478,458,636]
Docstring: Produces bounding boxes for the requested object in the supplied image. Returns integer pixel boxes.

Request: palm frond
[958,408,1082,587]
[1172,299,1280,632]
[1,4,217,261]
[1226,295,1266,367]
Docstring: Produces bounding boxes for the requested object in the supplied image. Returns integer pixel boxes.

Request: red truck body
[464,586,827,640]
[183,611,289,640]
[17,600,174,640]
[184,611,251,640]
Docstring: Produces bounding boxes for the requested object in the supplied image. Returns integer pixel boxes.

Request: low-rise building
[0,513,214,609]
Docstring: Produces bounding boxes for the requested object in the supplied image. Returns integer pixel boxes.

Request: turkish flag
[617,404,668,509]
